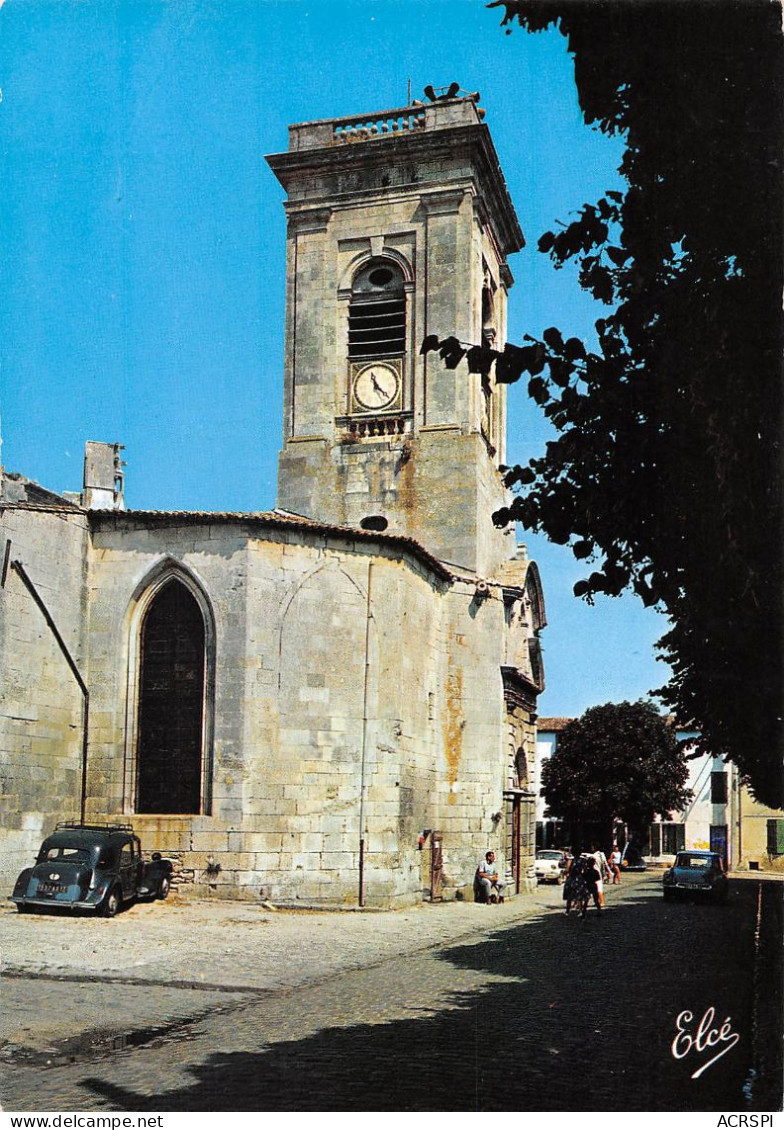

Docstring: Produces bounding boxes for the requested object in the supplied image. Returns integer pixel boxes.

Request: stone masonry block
[190,831,231,853]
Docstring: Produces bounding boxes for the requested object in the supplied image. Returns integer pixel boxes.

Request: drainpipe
[358,561,374,906]
[7,557,90,824]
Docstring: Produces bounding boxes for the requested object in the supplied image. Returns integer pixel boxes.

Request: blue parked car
[662,849,729,903]
[10,823,172,917]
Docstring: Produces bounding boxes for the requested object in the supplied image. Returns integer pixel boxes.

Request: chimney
[82,442,125,510]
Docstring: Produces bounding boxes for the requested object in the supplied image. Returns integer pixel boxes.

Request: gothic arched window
[348,260,406,358]
[136,578,206,814]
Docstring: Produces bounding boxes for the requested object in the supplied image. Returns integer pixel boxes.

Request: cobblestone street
[2,874,781,1112]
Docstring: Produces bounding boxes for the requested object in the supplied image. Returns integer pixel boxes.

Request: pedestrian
[590,844,609,908]
[583,852,603,913]
[474,850,505,904]
[563,845,590,917]
[609,846,622,885]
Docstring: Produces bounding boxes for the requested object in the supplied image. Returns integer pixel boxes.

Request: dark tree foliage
[541,702,692,843]
[486,0,783,805]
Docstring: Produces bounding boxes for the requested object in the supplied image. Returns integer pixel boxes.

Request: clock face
[353,363,399,412]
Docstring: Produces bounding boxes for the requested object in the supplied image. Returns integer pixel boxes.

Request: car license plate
[38,883,67,894]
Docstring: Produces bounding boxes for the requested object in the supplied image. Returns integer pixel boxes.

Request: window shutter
[767,819,784,855]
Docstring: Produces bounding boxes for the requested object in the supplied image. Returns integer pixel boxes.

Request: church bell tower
[266,90,524,575]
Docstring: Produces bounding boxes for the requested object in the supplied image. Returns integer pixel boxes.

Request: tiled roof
[537,717,573,732]
[538,714,686,732]
[4,503,534,589]
[0,500,85,514]
[86,508,456,581]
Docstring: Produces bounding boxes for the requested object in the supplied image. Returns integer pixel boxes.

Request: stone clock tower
[266,91,524,575]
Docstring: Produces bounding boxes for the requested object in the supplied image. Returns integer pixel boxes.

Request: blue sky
[0,0,670,716]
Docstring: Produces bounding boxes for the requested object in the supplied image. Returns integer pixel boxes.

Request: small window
[767,819,784,856]
[710,771,728,804]
[360,515,389,532]
[349,260,406,359]
[368,267,394,287]
[650,822,685,855]
[663,823,685,854]
[42,847,90,863]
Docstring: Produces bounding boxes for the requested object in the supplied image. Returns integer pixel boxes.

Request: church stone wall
[83,518,251,832]
[0,507,89,888]
[435,583,510,892]
[15,512,524,908]
[0,505,538,905]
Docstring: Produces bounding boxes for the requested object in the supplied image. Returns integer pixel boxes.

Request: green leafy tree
[541,701,692,848]
[481,0,783,806]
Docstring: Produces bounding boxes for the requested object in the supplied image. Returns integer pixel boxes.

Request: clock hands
[370,371,390,402]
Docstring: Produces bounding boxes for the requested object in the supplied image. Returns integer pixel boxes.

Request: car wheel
[100,886,122,918]
[16,904,31,914]
[157,876,170,901]
[663,888,675,901]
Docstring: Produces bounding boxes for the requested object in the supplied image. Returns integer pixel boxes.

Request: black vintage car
[9,823,172,917]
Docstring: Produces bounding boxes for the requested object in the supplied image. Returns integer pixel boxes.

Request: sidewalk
[0,880,579,1058]
[1,886,564,993]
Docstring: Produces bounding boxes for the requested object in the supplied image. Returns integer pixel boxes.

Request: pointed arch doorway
[136,578,206,814]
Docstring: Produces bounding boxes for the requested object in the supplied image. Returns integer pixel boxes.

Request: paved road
[2,875,781,1112]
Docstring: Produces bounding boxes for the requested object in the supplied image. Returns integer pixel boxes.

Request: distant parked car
[620,845,648,871]
[9,823,172,917]
[535,849,567,884]
[662,850,729,903]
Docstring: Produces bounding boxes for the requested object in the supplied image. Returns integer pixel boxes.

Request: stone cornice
[501,664,541,712]
[267,122,524,258]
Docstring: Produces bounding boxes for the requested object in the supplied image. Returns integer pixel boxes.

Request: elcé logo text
[671,1006,740,1079]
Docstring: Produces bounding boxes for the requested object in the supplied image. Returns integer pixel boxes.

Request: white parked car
[535,849,567,884]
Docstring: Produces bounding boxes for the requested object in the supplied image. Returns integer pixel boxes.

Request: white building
[535,717,740,866]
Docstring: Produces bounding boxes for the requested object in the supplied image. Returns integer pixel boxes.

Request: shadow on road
[80,879,782,1112]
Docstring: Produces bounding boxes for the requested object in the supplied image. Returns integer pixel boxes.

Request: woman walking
[563,847,590,917]
[583,852,603,913]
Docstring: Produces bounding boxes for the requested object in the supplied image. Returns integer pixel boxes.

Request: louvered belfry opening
[348,261,406,358]
[136,579,205,814]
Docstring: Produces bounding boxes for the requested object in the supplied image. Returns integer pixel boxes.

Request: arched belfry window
[136,578,206,814]
[348,260,406,358]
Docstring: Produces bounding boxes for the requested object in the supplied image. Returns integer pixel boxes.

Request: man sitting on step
[474,851,505,904]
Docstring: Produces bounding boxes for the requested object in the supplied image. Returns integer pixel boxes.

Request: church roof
[4,500,541,590]
[83,506,457,582]
[0,499,83,513]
